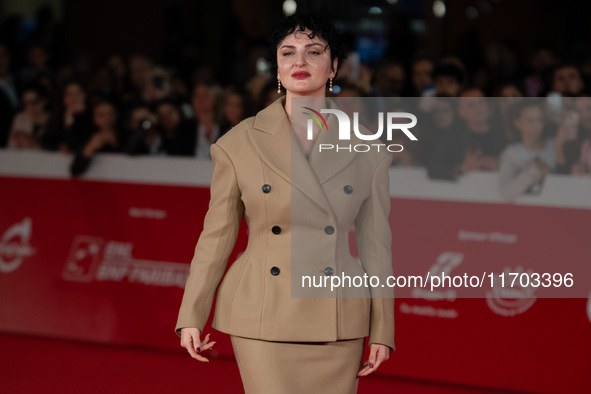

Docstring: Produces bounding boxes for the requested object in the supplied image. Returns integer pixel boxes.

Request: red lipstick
[292,71,311,79]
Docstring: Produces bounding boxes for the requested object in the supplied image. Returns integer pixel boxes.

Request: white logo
[303,107,417,153]
[0,217,35,273]
[306,109,417,141]
[486,266,536,316]
[63,236,104,282]
[62,236,189,288]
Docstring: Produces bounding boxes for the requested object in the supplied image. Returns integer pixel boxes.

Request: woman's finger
[180,328,210,362]
[358,345,390,377]
[198,333,212,350]
[188,334,210,362]
[357,349,377,377]
[200,341,217,351]
[357,364,374,377]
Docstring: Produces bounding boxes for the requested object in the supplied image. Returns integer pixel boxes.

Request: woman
[175,13,394,393]
[7,83,50,149]
[190,81,224,159]
[499,100,556,201]
[219,85,252,134]
[70,100,120,176]
[155,98,196,156]
[43,80,93,152]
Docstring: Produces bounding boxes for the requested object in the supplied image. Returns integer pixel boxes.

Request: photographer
[124,103,161,155]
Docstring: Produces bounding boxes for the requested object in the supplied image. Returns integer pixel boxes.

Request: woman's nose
[294,51,307,66]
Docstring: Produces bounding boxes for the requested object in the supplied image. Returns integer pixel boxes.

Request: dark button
[324,225,334,235]
[272,225,281,234]
[270,266,280,275]
[323,267,334,276]
[344,185,353,194]
[262,184,271,193]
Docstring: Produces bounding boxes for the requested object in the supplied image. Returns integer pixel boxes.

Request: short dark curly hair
[266,12,345,83]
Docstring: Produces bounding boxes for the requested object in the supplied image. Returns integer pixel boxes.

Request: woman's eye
[308,51,319,55]
[282,51,293,56]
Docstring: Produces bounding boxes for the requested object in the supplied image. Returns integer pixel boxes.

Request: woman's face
[192,84,215,113]
[157,103,180,132]
[224,92,244,125]
[499,84,522,98]
[412,59,434,93]
[431,99,455,128]
[93,103,117,130]
[514,106,544,141]
[107,54,126,78]
[63,84,86,113]
[276,27,337,97]
[498,86,523,113]
[22,91,45,117]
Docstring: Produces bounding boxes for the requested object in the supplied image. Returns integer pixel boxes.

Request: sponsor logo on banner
[412,251,463,302]
[486,266,536,316]
[0,217,36,273]
[62,235,189,288]
[405,251,461,319]
[128,207,167,219]
[63,236,104,282]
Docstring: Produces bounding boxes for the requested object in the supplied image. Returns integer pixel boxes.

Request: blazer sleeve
[175,142,244,336]
[354,152,395,353]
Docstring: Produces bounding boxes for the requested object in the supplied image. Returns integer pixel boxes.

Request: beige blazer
[175,95,395,352]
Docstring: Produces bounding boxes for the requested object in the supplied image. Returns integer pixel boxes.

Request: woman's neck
[522,137,545,151]
[284,91,327,123]
[284,91,327,159]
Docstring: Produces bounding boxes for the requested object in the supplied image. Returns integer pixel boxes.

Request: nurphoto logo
[303,107,418,153]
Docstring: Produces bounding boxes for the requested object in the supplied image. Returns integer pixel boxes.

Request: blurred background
[2,0,591,167]
[0,1,590,393]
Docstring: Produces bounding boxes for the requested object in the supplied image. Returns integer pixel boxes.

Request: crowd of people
[1,10,590,199]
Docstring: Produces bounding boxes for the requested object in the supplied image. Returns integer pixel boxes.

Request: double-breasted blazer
[175,95,395,352]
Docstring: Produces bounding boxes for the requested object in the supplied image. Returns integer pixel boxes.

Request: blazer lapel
[308,98,359,185]
[248,96,334,216]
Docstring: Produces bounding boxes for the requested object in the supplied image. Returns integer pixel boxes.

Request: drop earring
[329,78,333,92]
[277,79,281,93]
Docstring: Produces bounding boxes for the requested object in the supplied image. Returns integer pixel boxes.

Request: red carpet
[0,333,519,393]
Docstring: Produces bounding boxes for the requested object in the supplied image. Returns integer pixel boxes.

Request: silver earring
[277,80,281,93]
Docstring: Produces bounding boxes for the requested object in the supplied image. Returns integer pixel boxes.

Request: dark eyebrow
[279,43,325,50]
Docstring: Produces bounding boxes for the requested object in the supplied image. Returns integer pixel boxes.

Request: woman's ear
[330,58,339,79]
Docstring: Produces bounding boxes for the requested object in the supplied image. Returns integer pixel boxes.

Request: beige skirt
[230,335,366,394]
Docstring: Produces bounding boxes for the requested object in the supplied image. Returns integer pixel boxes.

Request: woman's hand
[180,327,216,362]
[82,133,107,158]
[531,157,552,175]
[11,130,36,148]
[357,343,390,377]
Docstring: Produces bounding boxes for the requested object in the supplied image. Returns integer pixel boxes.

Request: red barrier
[0,151,590,393]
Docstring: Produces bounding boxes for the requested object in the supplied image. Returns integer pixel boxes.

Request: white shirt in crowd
[498,138,556,201]
[195,123,220,160]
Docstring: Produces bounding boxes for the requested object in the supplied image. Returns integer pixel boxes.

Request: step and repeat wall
[0,150,590,393]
